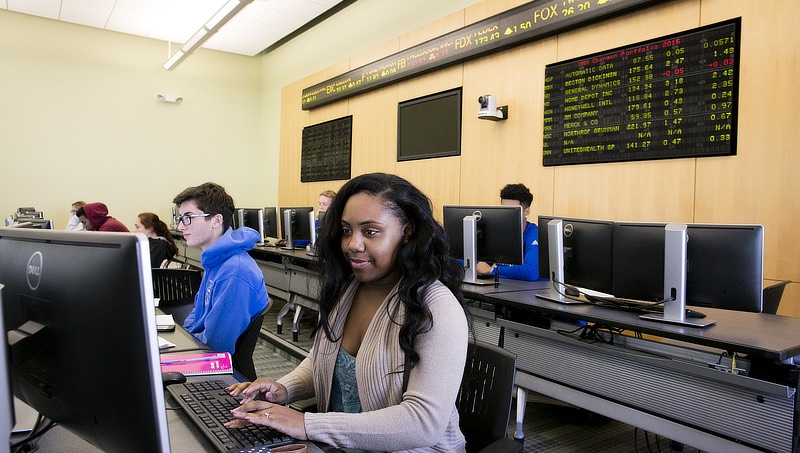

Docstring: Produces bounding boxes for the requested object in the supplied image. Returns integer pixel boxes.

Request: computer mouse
[161,371,187,387]
[685,309,706,319]
[564,285,581,297]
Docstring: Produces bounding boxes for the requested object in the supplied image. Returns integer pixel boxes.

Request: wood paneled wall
[280,0,800,316]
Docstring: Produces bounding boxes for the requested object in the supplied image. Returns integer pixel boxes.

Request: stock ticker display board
[543,18,740,166]
[301,0,664,110]
[301,116,352,183]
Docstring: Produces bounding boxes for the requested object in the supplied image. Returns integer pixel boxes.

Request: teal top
[330,347,381,453]
[330,347,362,414]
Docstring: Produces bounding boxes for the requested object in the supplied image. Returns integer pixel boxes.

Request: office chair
[151,268,202,325]
[233,304,271,382]
[457,341,523,453]
[762,280,791,315]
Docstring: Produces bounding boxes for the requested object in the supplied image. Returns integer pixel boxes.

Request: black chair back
[152,268,202,325]
[457,340,522,453]
[762,280,791,315]
[233,305,270,381]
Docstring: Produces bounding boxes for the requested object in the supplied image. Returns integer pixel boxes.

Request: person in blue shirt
[172,182,270,354]
[476,183,542,281]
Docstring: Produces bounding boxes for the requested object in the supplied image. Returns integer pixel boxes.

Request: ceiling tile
[6,0,61,19]
[2,0,347,57]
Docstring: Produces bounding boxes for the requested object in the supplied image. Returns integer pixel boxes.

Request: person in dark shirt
[133,212,178,267]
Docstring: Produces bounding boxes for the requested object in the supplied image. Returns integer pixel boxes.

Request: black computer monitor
[279,207,314,250]
[263,207,279,241]
[0,229,170,452]
[442,205,523,283]
[538,215,614,294]
[613,221,668,301]
[235,208,266,245]
[612,222,764,312]
[686,224,764,312]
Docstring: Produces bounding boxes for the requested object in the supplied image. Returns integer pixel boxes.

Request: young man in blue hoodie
[476,183,542,281]
[172,182,270,354]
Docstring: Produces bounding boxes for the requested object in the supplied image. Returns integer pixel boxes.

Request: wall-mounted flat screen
[397,88,462,162]
[543,18,740,166]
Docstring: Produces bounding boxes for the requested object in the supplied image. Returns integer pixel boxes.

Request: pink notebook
[160,352,233,376]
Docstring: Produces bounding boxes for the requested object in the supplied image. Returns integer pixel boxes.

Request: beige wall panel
[349,39,401,71]
[464,0,530,23]
[397,65,464,103]
[347,84,400,177]
[460,39,557,219]
[397,157,462,223]
[551,159,696,221]
[693,0,800,294]
[279,62,351,207]
[398,10,467,50]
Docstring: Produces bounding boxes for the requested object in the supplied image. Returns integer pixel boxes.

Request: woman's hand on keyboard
[227,378,288,405]
[226,401,309,440]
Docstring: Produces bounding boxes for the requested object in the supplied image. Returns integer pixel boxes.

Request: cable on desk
[555,323,587,338]
[580,324,625,345]
[549,278,584,303]
[550,276,673,314]
[10,413,55,453]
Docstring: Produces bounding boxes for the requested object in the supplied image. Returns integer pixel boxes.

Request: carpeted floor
[252,300,702,453]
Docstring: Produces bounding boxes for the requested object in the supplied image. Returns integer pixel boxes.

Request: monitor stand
[640,223,715,328]
[281,208,295,250]
[534,219,583,304]
[534,284,586,305]
[461,214,498,286]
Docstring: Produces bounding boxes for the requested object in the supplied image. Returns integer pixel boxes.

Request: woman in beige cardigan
[228,173,469,452]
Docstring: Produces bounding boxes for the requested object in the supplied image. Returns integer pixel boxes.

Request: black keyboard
[167,379,294,452]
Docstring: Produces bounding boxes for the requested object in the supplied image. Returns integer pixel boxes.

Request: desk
[24,375,336,453]
[250,246,320,341]
[462,278,550,296]
[12,324,337,452]
[463,283,800,453]
[157,309,211,353]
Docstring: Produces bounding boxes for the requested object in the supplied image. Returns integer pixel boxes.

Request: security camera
[478,95,495,111]
[477,95,507,121]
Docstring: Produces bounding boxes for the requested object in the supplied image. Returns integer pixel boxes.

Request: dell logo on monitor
[563,223,574,237]
[26,251,43,290]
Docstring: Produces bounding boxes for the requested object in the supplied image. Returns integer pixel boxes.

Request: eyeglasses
[175,213,211,226]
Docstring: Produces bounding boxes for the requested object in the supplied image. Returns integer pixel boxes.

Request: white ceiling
[0,0,347,57]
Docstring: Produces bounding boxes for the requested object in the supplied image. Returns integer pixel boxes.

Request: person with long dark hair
[134,212,179,267]
[227,173,469,452]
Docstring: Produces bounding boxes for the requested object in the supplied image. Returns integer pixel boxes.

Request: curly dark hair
[313,172,466,371]
[172,182,235,231]
[499,183,533,208]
